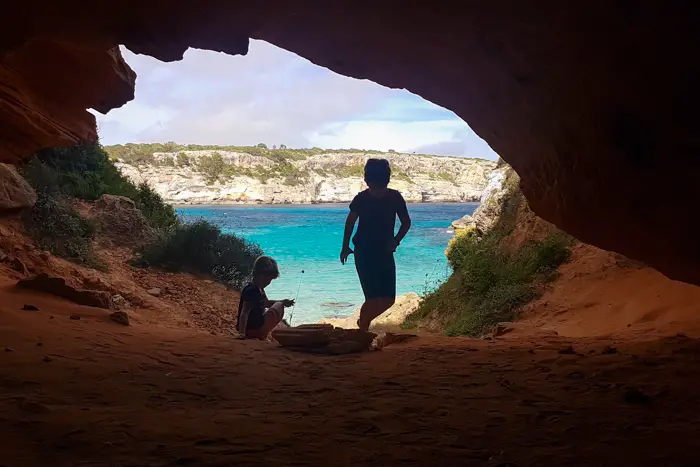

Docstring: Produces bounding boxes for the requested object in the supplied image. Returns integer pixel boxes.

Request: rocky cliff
[115,150,495,204]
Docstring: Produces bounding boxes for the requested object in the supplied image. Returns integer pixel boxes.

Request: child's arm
[340,212,358,264]
[263,298,294,307]
[237,301,253,337]
[394,194,412,246]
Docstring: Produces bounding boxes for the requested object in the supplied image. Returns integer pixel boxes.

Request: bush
[24,144,139,201]
[176,152,190,167]
[403,231,572,336]
[136,220,263,289]
[134,183,179,231]
[196,153,226,183]
[22,143,178,231]
[24,193,103,268]
[22,142,260,285]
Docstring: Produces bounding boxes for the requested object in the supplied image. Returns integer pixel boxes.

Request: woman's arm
[340,212,358,264]
[237,301,253,336]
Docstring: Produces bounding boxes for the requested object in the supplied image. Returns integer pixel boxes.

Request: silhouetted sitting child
[236,256,295,340]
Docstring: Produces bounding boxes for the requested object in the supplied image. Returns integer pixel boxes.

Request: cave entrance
[90,40,500,325]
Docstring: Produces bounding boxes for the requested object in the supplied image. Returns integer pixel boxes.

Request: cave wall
[2,1,699,283]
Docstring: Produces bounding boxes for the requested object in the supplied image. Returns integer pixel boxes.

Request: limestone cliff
[115,150,495,205]
[450,162,560,248]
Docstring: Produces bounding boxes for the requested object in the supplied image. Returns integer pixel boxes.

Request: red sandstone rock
[1,2,698,284]
[0,163,36,211]
[17,273,113,309]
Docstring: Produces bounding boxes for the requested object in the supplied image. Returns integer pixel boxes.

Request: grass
[403,230,572,336]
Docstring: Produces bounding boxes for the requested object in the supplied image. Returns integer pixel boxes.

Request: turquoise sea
[177,203,477,324]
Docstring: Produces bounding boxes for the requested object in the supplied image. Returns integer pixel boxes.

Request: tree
[388,149,396,153]
[197,153,226,183]
[176,152,190,167]
[256,143,268,149]
[279,144,287,149]
[272,145,277,150]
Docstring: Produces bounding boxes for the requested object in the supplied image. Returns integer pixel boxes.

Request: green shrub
[133,183,179,231]
[24,144,139,201]
[437,172,456,184]
[136,220,263,289]
[196,153,226,183]
[22,143,177,231]
[176,152,191,167]
[24,193,103,269]
[392,167,413,184]
[403,231,572,336]
[335,164,365,178]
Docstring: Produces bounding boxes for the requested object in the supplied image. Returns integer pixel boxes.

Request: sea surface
[177,203,477,324]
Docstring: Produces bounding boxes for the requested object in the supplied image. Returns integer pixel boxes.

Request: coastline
[177,203,472,323]
[173,200,481,208]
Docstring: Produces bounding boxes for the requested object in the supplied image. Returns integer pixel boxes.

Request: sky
[93,40,499,160]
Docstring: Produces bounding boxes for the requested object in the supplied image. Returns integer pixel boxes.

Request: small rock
[36,342,43,347]
[21,304,40,311]
[17,273,113,309]
[602,346,618,355]
[112,294,129,309]
[493,322,515,337]
[10,257,29,275]
[5,347,15,352]
[451,214,477,230]
[558,345,576,355]
[43,356,52,362]
[0,250,7,261]
[69,314,81,320]
[110,311,130,326]
[623,388,653,405]
[147,288,161,297]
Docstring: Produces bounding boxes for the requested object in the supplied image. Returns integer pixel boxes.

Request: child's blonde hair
[252,255,280,278]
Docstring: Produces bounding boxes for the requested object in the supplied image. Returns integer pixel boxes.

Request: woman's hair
[252,255,280,278]
[364,158,391,188]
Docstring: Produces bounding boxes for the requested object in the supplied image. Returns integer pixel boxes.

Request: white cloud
[92,40,499,160]
[308,120,463,152]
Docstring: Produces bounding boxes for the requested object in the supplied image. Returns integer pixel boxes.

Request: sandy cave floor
[2,278,700,467]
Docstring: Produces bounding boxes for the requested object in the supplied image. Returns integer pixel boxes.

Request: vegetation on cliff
[104,142,400,166]
[20,143,262,288]
[104,143,493,191]
[404,230,571,336]
[403,167,573,336]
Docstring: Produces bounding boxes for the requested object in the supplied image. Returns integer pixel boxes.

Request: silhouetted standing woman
[340,159,412,331]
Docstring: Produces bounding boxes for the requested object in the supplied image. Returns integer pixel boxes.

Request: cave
[2,2,699,283]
